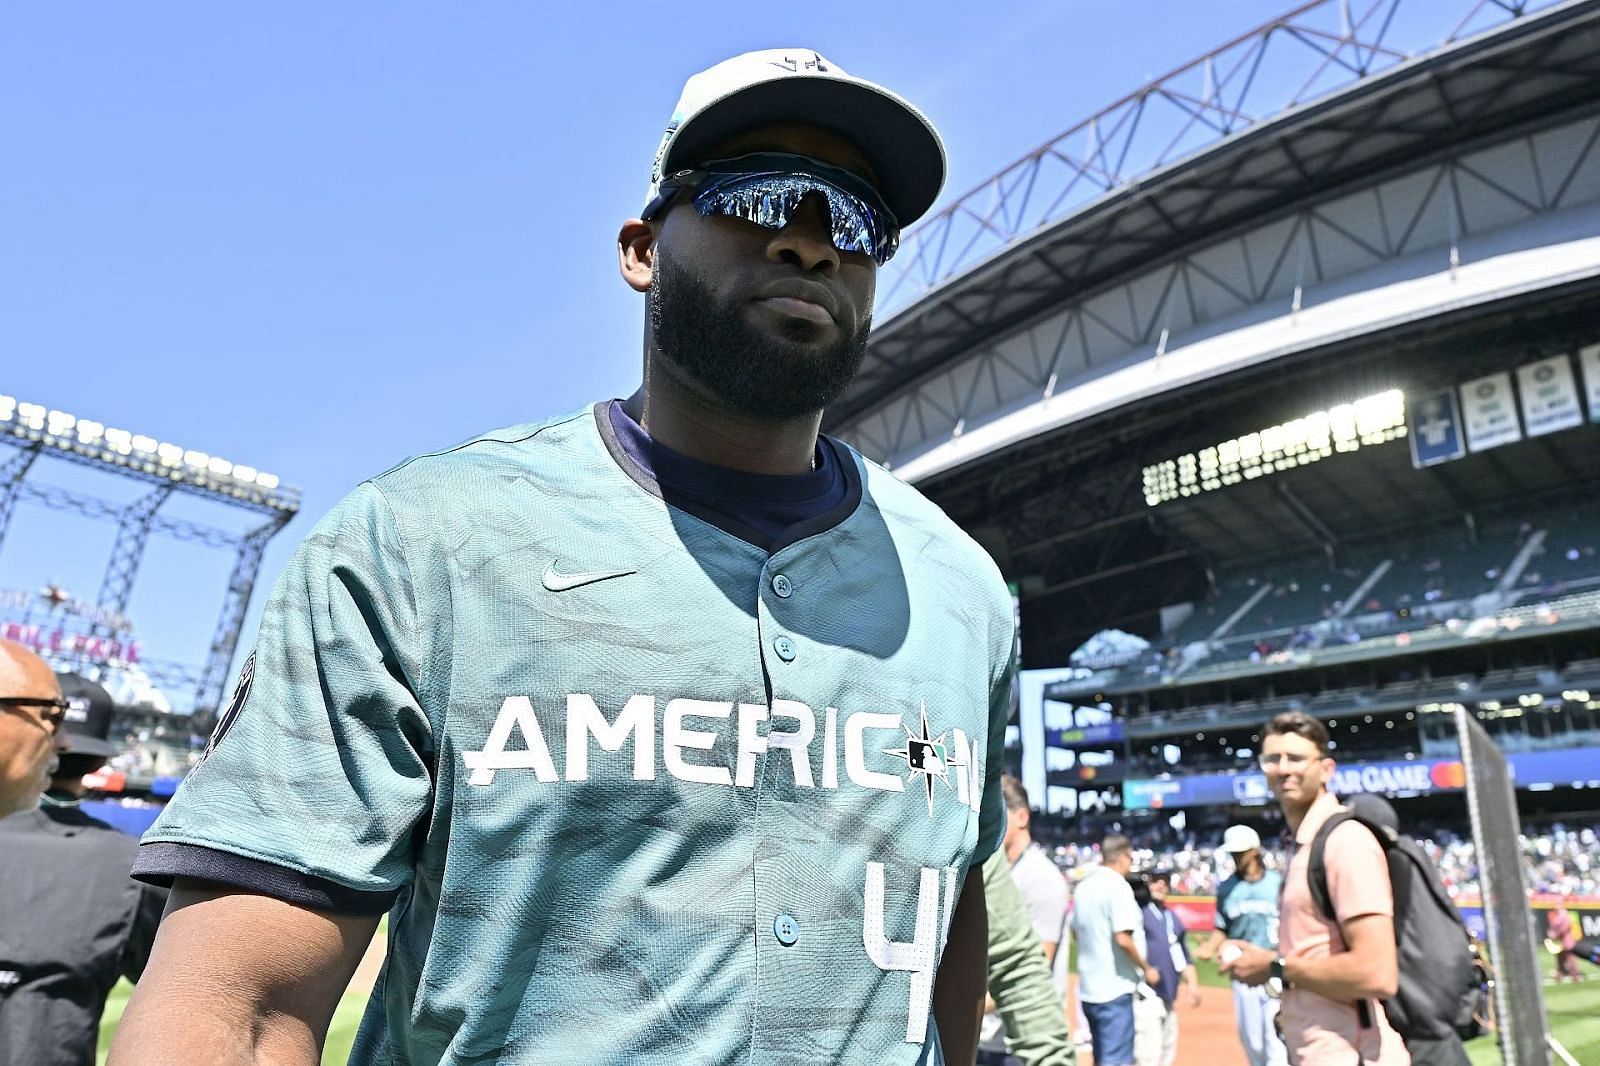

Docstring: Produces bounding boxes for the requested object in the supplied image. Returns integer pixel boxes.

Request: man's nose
[766,194,840,274]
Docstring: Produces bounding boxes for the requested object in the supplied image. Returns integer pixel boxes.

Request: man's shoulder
[369,406,599,503]
[1076,865,1120,901]
[1015,846,1066,886]
[3,806,140,860]
[840,440,1009,599]
[1322,816,1388,864]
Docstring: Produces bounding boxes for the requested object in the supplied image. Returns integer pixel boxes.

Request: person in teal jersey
[110,49,1014,1066]
[1195,825,1287,1066]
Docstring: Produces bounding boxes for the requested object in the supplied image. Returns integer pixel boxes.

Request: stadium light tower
[0,393,299,720]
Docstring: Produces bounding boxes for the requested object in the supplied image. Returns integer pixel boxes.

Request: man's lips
[757,295,834,325]
[753,280,841,325]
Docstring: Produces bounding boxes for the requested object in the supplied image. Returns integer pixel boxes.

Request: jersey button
[773,913,800,946]
[773,636,797,662]
[771,573,793,598]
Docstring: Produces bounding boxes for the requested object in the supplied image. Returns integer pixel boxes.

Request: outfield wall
[1166,894,1600,945]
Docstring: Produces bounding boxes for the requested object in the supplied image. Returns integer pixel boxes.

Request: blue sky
[0,0,1320,707]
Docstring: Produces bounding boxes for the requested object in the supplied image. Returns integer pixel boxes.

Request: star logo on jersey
[884,701,953,817]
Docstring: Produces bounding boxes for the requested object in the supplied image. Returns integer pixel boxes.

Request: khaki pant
[1133,993,1178,1066]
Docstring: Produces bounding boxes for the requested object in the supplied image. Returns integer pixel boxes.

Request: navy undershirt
[132,402,856,913]
[605,399,848,553]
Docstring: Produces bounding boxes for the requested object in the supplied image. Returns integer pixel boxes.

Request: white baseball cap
[645,48,946,228]
[1222,825,1261,854]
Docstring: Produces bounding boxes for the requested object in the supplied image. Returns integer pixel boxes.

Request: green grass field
[97,961,1598,1065]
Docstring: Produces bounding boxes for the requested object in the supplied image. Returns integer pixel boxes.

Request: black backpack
[1308,811,1481,1040]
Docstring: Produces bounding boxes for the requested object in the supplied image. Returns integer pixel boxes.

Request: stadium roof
[830,0,1600,431]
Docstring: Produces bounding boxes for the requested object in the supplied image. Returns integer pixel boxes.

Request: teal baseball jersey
[1214,869,1283,949]
[136,404,1016,1065]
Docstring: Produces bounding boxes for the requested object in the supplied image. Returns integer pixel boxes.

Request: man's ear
[618,219,656,293]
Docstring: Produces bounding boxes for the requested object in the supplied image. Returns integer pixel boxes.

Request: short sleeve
[1111,878,1141,933]
[134,481,434,899]
[1213,883,1232,934]
[970,638,1018,867]
[1325,822,1394,925]
[1023,863,1070,945]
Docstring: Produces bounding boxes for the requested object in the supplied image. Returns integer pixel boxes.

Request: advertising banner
[1516,354,1583,437]
[1459,371,1521,452]
[1160,897,1600,948]
[1121,747,1600,810]
[1048,722,1125,747]
[1407,388,1466,468]
[1582,343,1600,423]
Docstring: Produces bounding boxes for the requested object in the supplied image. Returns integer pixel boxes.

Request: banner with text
[1582,343,1600,423]
[1516,354,1583,437]
[1048,722,1126,747]
[1122,746,1600,810]
[1165,896,1600,944]
[1460,371,1522,452]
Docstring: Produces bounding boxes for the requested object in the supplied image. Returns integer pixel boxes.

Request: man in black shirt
[0,674,168,1066]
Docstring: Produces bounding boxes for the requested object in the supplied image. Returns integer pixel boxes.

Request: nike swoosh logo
[542,561,636,592]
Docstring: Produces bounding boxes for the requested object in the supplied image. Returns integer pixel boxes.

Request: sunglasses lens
[693,172,898,265]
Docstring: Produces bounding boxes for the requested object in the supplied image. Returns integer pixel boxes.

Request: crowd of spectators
[1034,816,1600,899]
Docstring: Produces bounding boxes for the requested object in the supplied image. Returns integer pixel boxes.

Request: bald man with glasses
[0,640,71,816]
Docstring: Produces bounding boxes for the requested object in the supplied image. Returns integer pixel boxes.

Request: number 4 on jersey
[863,861,960,1044]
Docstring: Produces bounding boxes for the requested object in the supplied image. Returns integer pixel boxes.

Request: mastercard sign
[1430,761,1467,789]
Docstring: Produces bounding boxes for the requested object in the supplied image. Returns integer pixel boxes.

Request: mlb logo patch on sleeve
[196,651,255,766]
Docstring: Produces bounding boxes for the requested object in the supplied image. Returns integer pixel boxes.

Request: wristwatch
[1270,956,1289,988]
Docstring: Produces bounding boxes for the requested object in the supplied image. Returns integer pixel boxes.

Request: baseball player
[110,50,1015,1066]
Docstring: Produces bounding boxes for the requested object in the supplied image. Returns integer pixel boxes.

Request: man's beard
[648,248,870,420]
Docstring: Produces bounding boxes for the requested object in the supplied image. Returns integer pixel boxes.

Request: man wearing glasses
[0,639,70,816]
[114,50,1012,1066]
[1219,712,1408,1065]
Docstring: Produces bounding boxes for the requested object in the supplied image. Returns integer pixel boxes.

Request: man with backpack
[1219,711,1409,1064]
[1340,795,1473,1066]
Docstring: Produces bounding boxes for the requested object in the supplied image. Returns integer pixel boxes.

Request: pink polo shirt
[1279,791,1410,1065]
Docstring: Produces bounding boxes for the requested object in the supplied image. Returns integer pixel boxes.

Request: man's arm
[108,880,379,1066]
[981,851,1076,1065]
[119,882,170,982]
[1223,912,1399,999]
[1180,962,1202,1008]
[934,866,988,1066]
[1112,930,1160,987]
[1283,913,1398,1001]
[1192,928,1226,960]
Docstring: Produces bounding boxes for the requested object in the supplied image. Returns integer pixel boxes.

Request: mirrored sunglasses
[646,152,900,266]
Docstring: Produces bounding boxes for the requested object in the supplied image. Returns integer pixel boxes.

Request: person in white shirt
[1071,835,1159,1066]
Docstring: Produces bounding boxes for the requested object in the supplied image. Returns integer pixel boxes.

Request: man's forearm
[934,867,988,1065]
[981,851,1075,1066]
[1113,932,1149,972]
[1283,950,1395,1002]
